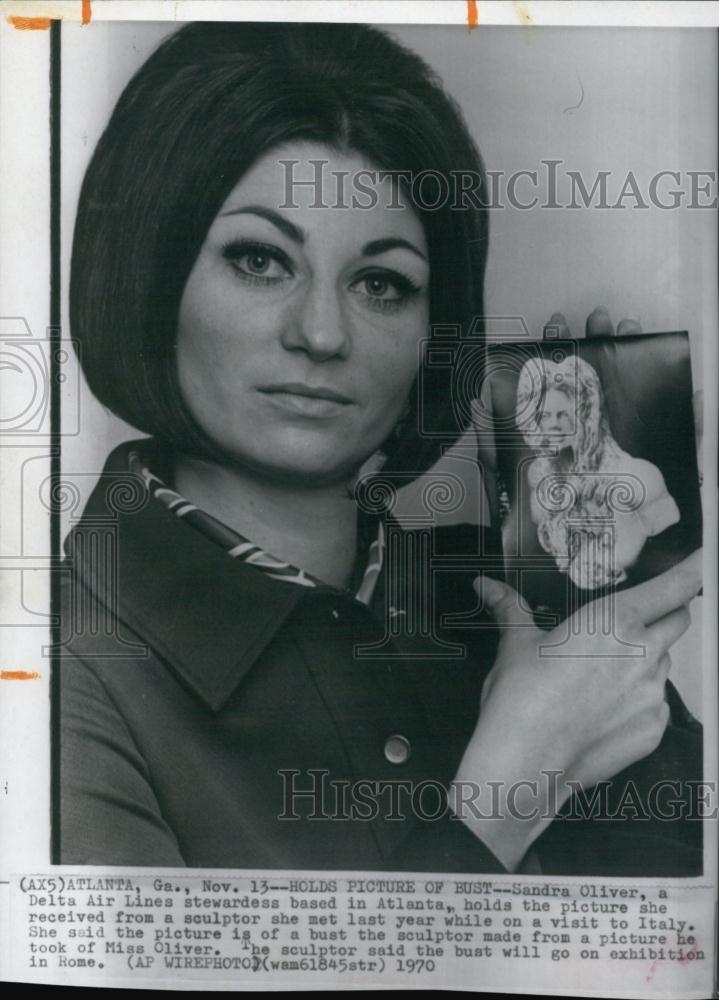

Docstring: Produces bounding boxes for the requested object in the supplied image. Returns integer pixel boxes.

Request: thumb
[474,575,536,627]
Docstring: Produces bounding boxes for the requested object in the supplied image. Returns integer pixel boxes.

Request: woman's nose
[280,281,351,361]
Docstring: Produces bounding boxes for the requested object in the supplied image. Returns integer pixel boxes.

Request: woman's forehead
[212,139,427,250]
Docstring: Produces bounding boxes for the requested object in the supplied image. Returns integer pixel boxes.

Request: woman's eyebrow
[217,207,426,262]
[218,205,305,244]
[361,237,427,262]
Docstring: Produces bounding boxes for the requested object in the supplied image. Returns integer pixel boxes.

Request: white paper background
[0,2,717,994]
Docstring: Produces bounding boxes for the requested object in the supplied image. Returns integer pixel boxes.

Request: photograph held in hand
[484,330,702,615]
[517,352,679,590]
[57,21,704,879]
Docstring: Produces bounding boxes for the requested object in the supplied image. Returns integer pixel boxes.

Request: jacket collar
[64,439,307,712]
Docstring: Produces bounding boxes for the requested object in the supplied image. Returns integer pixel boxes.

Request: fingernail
[586,306,615,339]
[616,318,642,337]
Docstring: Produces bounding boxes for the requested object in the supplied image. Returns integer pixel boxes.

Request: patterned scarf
[128,450,385,606]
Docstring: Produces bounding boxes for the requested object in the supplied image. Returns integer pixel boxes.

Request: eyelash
[220,240,422,313]
[222,240,292,286]
[350,268,421,313]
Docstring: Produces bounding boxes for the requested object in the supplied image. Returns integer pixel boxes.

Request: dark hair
[71,21,488,477]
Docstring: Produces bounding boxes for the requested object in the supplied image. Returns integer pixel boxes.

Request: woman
[516,354,681,589]
[60,22,702,875]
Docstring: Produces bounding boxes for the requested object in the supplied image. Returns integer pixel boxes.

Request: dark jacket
[57,440,703,875]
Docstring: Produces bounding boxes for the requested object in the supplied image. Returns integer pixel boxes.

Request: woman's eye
[222,242,292,284]
[350,271,420,311]
[357,274,402,300]
[244,250,272,275]
[363,276,394,298]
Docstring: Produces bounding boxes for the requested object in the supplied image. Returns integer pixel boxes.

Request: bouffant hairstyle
[71,21,488,477]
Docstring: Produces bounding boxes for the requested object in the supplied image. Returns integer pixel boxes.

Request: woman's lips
[257,383,353,417]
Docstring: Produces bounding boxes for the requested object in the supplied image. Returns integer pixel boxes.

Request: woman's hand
[543,305,642,340]
[447,549,702,872]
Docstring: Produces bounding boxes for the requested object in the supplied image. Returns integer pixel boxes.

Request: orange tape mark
[81,0,91,24]
[1,670,41,680]
[7,16,52,29]
[466,0,479,29]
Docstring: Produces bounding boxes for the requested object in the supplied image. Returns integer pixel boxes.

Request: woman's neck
[173,453,359,590]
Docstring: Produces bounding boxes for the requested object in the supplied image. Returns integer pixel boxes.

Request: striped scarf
[128,450,385,606]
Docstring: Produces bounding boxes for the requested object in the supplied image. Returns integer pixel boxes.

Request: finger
[474,575,537,627]
[622,549,702,626]
[586,306,614,338]
[646,605,691,653]
[543,312,571,340]
[616,318,643,337]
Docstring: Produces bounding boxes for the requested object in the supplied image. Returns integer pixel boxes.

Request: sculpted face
[534,387,578,453]
[176,141,430,486]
